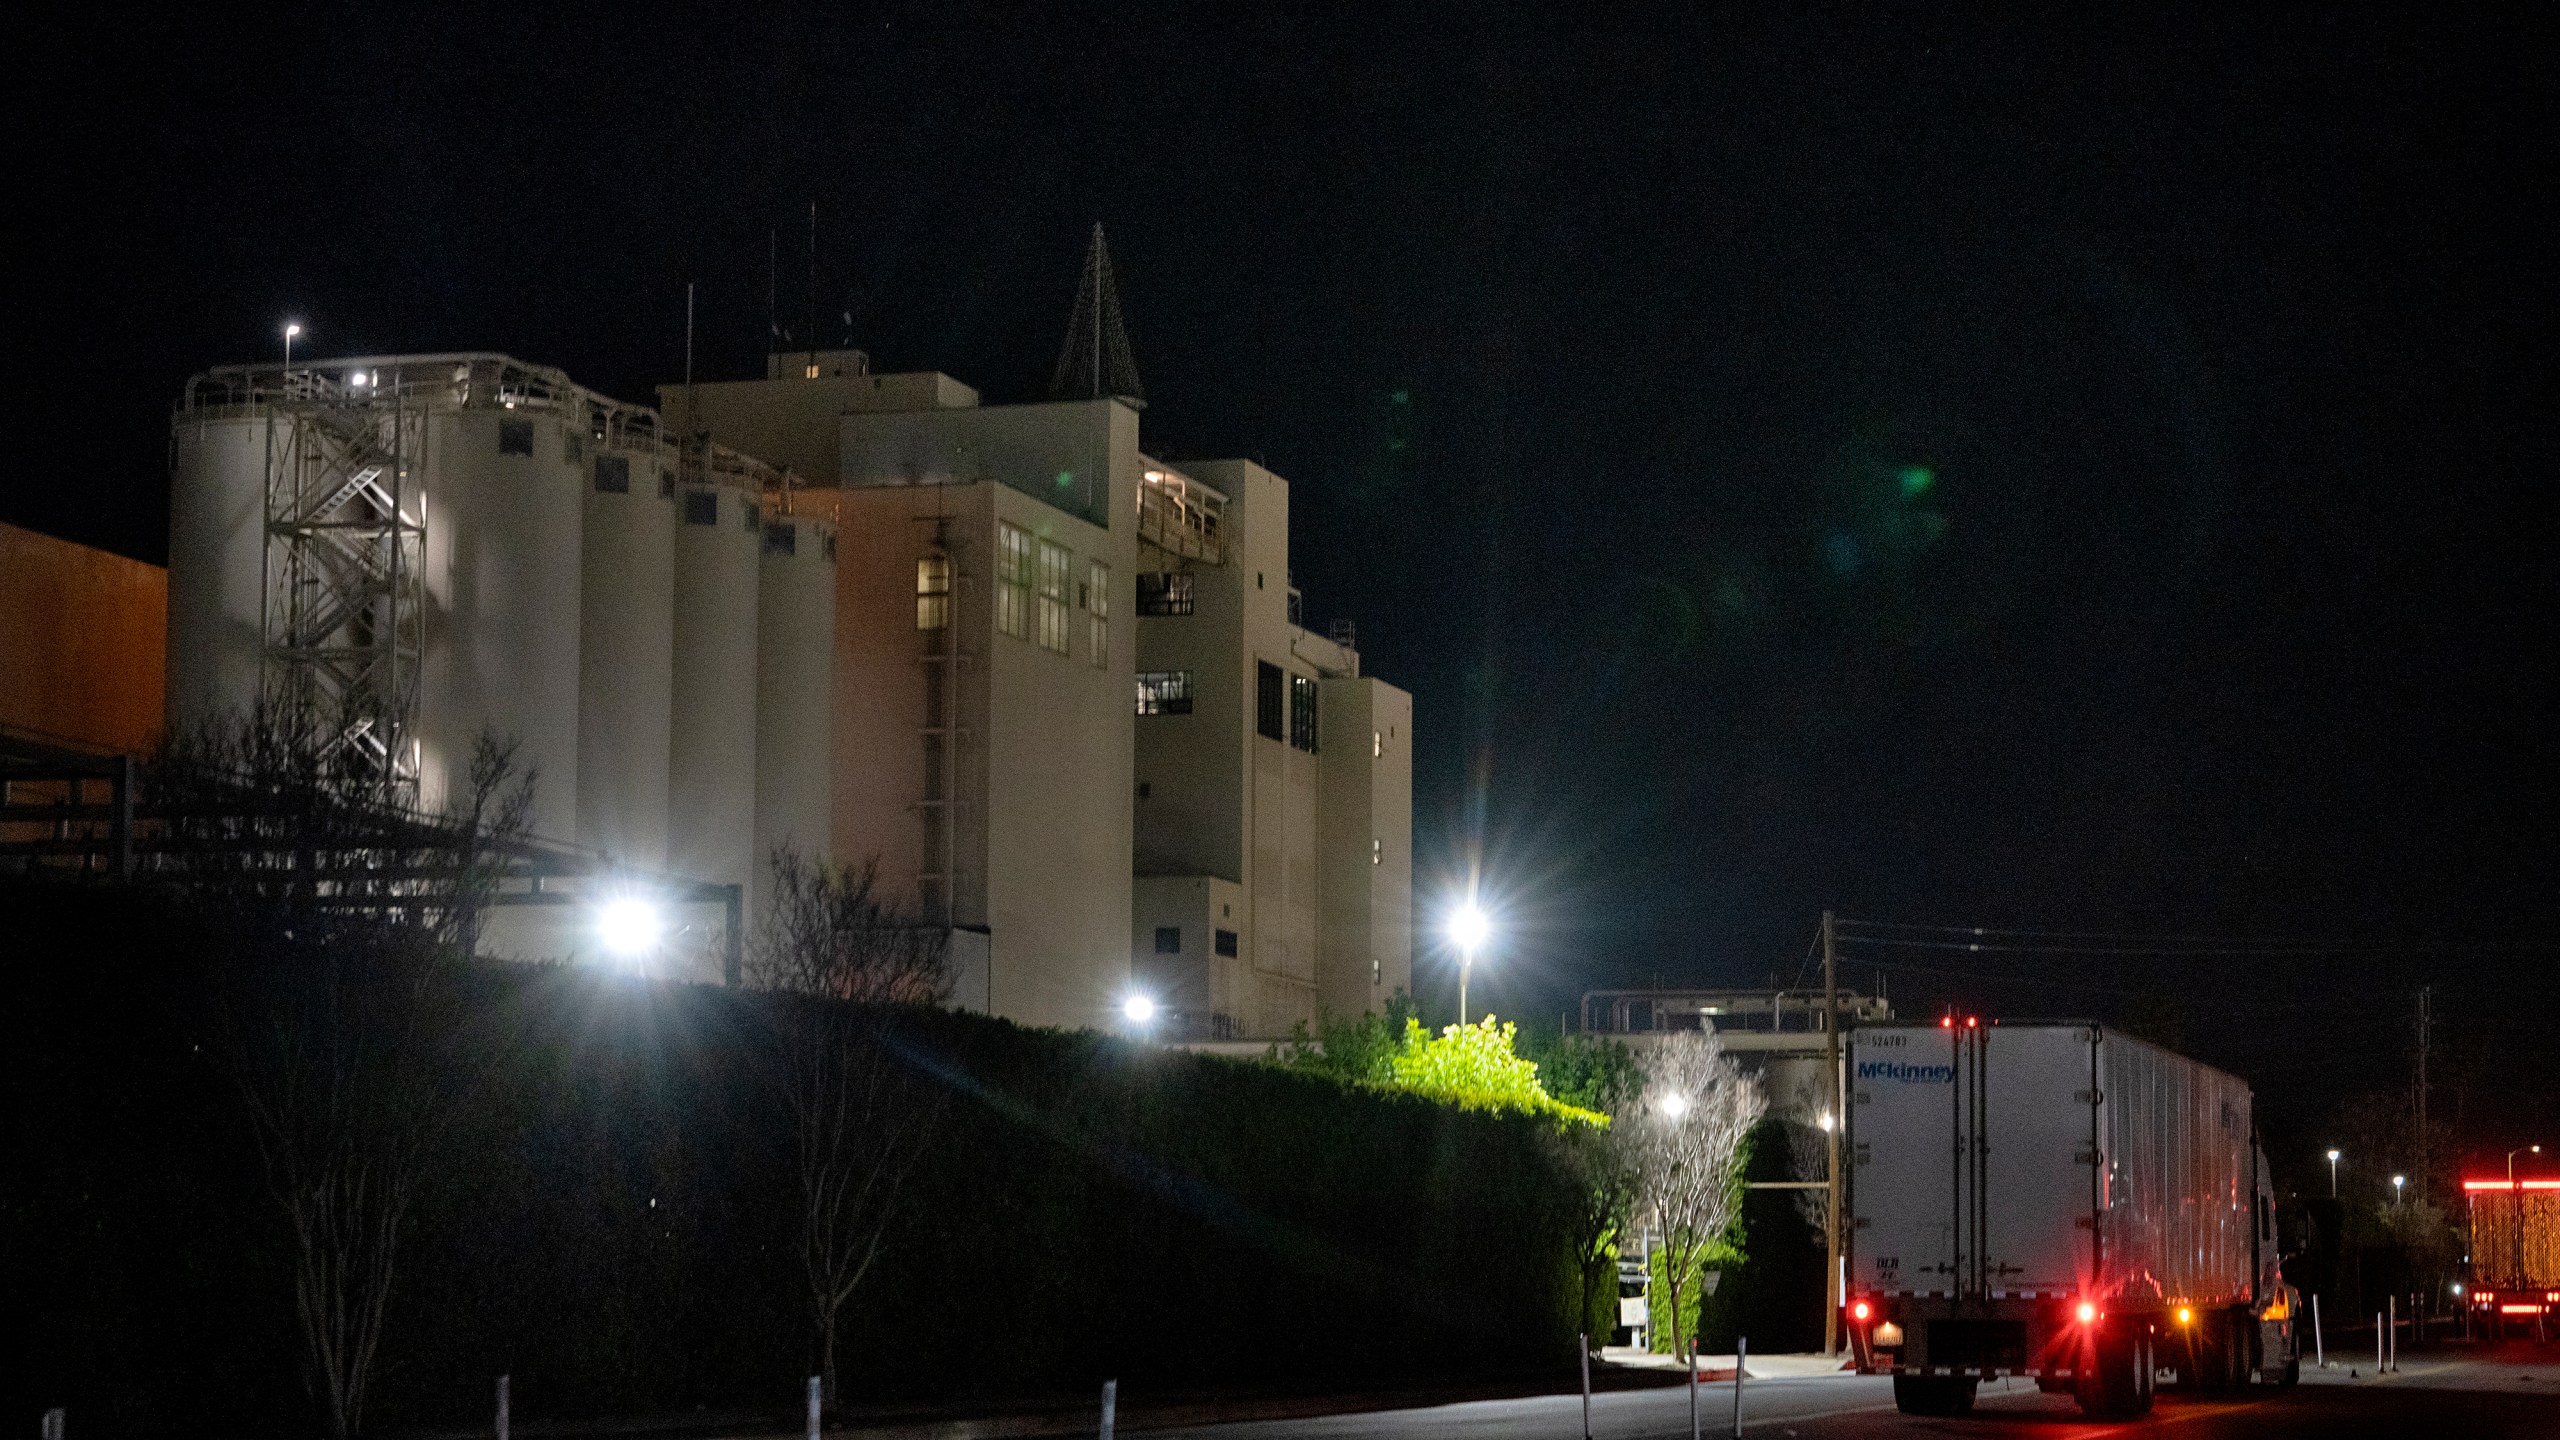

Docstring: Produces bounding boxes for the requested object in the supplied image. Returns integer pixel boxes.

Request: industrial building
[161,356,834,975]
[665,348,1413,1036]
[134,235,1412,1035]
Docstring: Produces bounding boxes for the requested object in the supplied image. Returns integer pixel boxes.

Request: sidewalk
[1598,1347,1855,1382]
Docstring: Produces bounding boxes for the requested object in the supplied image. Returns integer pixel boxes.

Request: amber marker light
[2176,1307,2194,1325]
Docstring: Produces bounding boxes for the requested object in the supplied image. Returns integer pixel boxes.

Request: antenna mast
[1049,222,1145,407]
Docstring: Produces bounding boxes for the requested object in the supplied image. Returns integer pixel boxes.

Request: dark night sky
[11,6,2554,1162]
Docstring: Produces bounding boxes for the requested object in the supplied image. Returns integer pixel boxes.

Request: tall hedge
[3,882,1585,1435]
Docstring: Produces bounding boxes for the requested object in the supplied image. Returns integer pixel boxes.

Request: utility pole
[1822,909,1843,1358]
[2415,985,2431,1201]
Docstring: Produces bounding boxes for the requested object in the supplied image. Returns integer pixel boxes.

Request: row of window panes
[1136,670,1192,715]
[966,523,1111,665]
[1137,572,1193,615]
[1252,661,1319,752]
[1154,926,1240,957]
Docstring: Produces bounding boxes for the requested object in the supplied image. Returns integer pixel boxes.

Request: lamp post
[1448,900,1490,1027]
[2391,1174,2406,1206]
[283,322,302,368]
[2327,1148,2341,1198]
[2512,1145,2543,1184]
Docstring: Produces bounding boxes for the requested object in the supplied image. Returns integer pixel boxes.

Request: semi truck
[2463,1177,2559,1336]
[1841,1019,2300,1418]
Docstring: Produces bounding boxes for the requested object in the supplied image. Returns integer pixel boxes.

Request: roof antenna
[1049,222,1144,408]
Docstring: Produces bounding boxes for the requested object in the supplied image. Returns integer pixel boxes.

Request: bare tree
[1630,1030,1765,1365]
[163,706,531,1439]
[1558,1120,1643,1350]
[750,849,953,1410]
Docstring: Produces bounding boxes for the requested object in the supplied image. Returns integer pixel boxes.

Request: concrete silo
[667,442,769,922]
[575,413,677,870]
[164,401,270,742]
[753,485,837,926]
[168,357,589,845]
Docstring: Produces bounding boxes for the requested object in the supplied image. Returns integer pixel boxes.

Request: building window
[684,490,718,526]
[1214,928,1239,957]
[498,418,534,456]
[763,522,796,557]
[1155,926,1182,955]
[1373,730,1383,758]
[1256,661,1284,741]
[1136,671,1193,715]
[594,454,631,493]
[659,468,676,499]
[1086,559,1109,667]
[1137,572,1194,615]
[995,522,1032,639]
[1290,673,1319,753]
[1036,539,1071,653]
[916,554,951,630]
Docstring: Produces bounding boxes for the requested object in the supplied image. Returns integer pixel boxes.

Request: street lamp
[1121,992,1159,1031]
[1446,899,1491,1027]
[2511,1145,2543,1184]
[283,321,303,367]
[2327,1148,2341,1198]
[2392,1174,2406,1205]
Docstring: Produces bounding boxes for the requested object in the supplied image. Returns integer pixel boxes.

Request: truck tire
[2079,1325,2154,1418]
[1893,1375,1978,1416]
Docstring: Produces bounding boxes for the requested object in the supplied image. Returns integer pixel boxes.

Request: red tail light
[1852,1300,1872,1322]
[2076,1301,2098,1324]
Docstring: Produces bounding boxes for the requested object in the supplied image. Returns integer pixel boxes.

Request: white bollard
[495,1375,510,1440]
[2388,1295,2398,1373]
[1730,1334,1747,1438]
[806,1375,822,1440]
[1099,1378,1118,1440]
[2313,1294,2325,1368]
[1688,1338,1700,1440]
[2374,1313,2383,1375]
[1580,1332,1593,1440]
[42,1409,65,1440]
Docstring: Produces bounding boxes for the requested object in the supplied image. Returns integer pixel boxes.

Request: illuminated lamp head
[597,897,662,960]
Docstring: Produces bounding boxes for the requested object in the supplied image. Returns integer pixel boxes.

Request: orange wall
[0,521,168,755]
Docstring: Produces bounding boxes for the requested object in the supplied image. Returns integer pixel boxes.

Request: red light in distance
[2076,1302,2097,1324]
[1940,1016,1954,1029]
[1966,1016,1979,1028]
[1852,1300,1872,1321]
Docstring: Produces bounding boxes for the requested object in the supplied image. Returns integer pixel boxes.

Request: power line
[1832,916,2544,952]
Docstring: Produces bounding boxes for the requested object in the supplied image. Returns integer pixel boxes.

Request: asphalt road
[1145,1343,2560,1440]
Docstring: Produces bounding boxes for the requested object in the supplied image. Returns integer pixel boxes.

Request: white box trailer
[1842,1021,2301,1417]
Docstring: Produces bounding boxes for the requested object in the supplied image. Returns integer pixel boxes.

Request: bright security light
[597,897,661,957]
[284,323,301,338]
[1447,902,1490,952]
[1657,1092,1691,1120]
[1121,993,1159,1026]
[2327,1149,2341,1161]
[1818,1111,1836,1133]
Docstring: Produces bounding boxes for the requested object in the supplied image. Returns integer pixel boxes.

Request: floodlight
[1657,1092,1690,1120]
[1121,993,1159,1026]
[597,897,661,957]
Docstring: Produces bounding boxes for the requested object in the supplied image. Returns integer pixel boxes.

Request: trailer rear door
[1981,1025,2095,1296]
[1850,1025,1962,1296]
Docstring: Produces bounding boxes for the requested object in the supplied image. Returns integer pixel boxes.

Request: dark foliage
[4,881,1585,1436]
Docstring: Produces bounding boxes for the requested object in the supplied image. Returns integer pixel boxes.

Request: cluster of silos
[165,353,837,972]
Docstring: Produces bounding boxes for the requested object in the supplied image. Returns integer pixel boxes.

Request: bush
[3,881,1590,1434]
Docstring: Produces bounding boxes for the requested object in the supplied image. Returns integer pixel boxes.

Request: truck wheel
[2078,1325,2151,1418]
